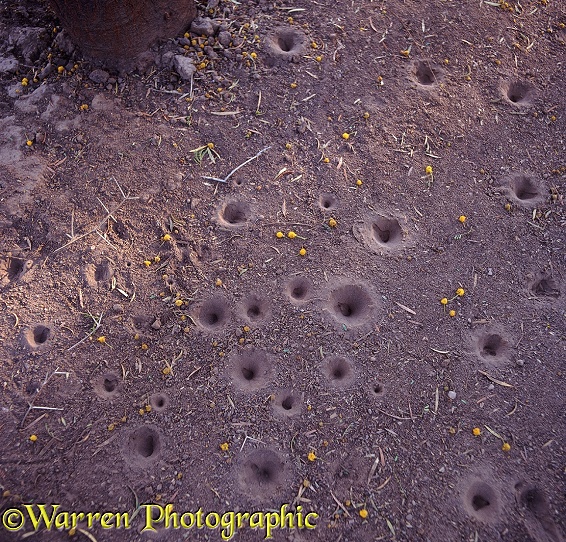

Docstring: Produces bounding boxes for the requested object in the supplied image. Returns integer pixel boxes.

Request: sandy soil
[0,0,565,541]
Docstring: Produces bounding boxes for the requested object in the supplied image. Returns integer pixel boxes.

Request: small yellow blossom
[285,143,292,149]
[162,366,172,375]
[243,325,250,333]
[26,139,33,147]
[356,179,363,186]
[21,78,29,86]
[220,442,229,451]
[502,442,511,452]
[134,333,140,340]
[311,41,318,49]
[145,404,151,412]
[440,297,448,305]
[107,423,115,431]
[276,231,284,239]
[323,157,330,163]
[141,343,149,350]
[299,247,307,257]
[359,509,368,519]
[504,203,512,211]
[138,408,145,416]
[472,427,481,436]
[96,336,106,344]
[153,255,161,263]
[215,278,223,287]
[449,310,456,317]
[315,56,322,62]
[342,132,350,140]
[307,451,317,462]
[328,218,337,228]
[455,288,465,297]
[425,165,433,175]
[363,111,370,119]
[162,233,172,242]
[400,49,410,57]
[250,52,257,59]
[79,103,89,111]
[287,231,297,239]
[290,82,298,89]
[57,65,65,74]
[458,215,467,224]
[29,434,37,442]
[143,260,152,267]
[174,299,183,307]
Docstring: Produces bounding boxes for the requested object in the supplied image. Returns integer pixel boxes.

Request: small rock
[204,46,219,60]
[487,268,493,276]
[217,31,231,47]
[447,390,456,400]
[0,56,19,74]
[113,304,124,313]
[488,383,495,390]
[190,17,215,37]
[173,55,196,80]
[53,30,75,56]
[151,318,162,330]
[39,63,53,80]
[89,69,110,84]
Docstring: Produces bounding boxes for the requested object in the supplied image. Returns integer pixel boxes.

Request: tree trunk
[49,0,197,71]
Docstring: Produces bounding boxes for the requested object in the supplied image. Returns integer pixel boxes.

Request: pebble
[0,56,19,74]
[173,55,196,80]
[89,69,110,84]
[217,31,232,47]
[190,17,215,37]
[447,390,457,400]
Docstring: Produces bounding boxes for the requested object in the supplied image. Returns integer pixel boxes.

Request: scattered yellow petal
[134,333,140,340]
[162,233,171,242]
[143,260,152,267]
[341,132,350,140]
[359,509,368,519]
[107,423,115,431]
[440,297,448,305]
[26,139,33,146]
[290,82,298,89]
[162,366,171,375]
[472,427,481,436]
[21,78,29,86]
[79,103,89,111]
[400,49,410,57]
[174,299,183,307]
[307,451,317,462]
[502,442,511,452]
[145,404,151,412]
[323,157,330,163]
[153,255,161,263]
[299,247,307,257]
[356,179,363,186]
[141,343,149,350]
[220,442,229,451]
[425,165,433,175]
[449,310,456,317]
[456,288,465,297]
[363,111,370,119]
[458,215,467,223]
[96,336,106,344]
[328,218,337,228]
[57,65,65,74]
[504,203,512,211]
[29,434,37,442]
[215,278,223,287]
[250,52,257,59]
[315,55,322,62]
[276,231,284,239]
[311,41,318,49]
[138,408,145,416]
[287,231,297,239]
[243,325,250,333]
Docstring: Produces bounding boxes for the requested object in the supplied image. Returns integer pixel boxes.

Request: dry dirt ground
[0,0,565,541]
